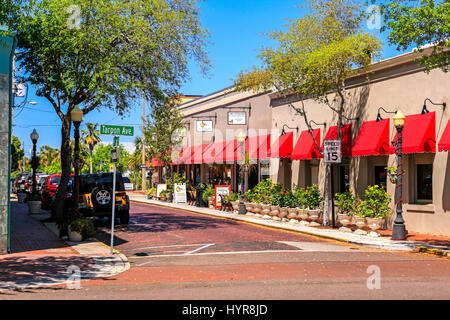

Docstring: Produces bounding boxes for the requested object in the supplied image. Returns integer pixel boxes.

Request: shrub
[334,190,356,215]
[69,218,95,240]
[364,185,391,218]
[202,184,215,203]
[305,185,323,210]
[293,185,308,208]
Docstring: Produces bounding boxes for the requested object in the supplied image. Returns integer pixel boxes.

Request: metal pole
[392,127,406,240]
[238,141,246,214]
[32,139,36,194]
[110,162,117,254]
[330,164,335,228]
[141,95,146,192]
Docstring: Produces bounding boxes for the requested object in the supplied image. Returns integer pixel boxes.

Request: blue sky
[12,0,409,157]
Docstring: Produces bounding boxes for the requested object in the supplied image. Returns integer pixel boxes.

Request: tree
[39,145,59,168]
[6,0,210,219]
[81,122,101,173]
[144,97,186,180]
[11,136,24,172]
[234,0,382,226]
[376,0,450,72]
[91,143,130,174]
[128,136,145,189]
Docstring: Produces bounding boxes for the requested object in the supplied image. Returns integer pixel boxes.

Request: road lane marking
[127,243,210,251]
[184,243,215,255]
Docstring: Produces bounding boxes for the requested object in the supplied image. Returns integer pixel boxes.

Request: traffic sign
[100,125,134,137]
[110,148,120,163]
[323,139,342,164]
[113,136,120,147]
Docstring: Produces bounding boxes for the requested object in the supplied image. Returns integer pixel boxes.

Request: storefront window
[260,160,270,181]
[374,166,387,190]
[339,165,350,193]
[417,164,432,201]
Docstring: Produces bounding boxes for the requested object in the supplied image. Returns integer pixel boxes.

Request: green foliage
[165,172,187,191]
[56,200,83,237]
[147,187,156,197]
[305,185,323,209]
[89,143,130,174]
[334,189,356,215]
[376,0,450,72]
[69,218,95,240]
[293,185,308,209]
[202,184,215,203]
[363,184,391,218]
[11,136,24,172]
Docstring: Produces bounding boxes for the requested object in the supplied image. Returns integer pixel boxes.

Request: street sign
[113,135,120,147]
[323,139,342,164]
[139,164,146,169]
[110,148,120,163]
[100,125,134,137]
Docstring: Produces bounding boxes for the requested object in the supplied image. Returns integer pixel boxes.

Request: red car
[40,174,73,209]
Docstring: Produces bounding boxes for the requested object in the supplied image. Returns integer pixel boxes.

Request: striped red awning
[438,119,450,152]
[352,119,391,156]
[322,124,352,157]
[269,132,293,158]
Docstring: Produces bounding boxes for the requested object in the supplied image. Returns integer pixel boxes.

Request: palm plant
[81,123,101,174]
[128,137,144,188]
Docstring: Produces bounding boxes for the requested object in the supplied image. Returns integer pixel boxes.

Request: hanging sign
[323,139,342,164]
[228,111,246,125]
[173,183,187,203]
[196,120,213,132]
[214,185,231,209]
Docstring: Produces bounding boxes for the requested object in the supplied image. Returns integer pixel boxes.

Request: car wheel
[91,186,113,210]
[119,209,130,225]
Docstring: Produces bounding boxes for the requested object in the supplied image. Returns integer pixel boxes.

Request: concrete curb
[129,196,450,256]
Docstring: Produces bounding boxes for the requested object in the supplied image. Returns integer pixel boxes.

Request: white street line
[127,243,210,251]
[183,243,215,255]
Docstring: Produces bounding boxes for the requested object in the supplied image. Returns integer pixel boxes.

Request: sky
[12,0,411,158]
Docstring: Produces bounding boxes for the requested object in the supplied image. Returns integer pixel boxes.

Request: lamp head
[393,110,406,128]
[421,104,429,114]
[376,112,383,122]
[30,129,39,142]
[70,105,83,123]
[237,131,246,143]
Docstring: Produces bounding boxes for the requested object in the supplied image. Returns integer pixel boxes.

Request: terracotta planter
[261,204,271,216]
[338,213,352,227]
[231,201,240,212]
[27,200,41,214]
[287,208,298,219]
[298,208,309,221]
[354,216,367,229]
[270,205,280,217]
[278,207,289,218]
[252,203,262,214]
[245,202,253,213]
[366,217,385,231]
[68,227,83,242]
[308,209,321,222]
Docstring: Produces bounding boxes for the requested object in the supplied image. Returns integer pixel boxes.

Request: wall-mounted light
[376,107,397,122]
[308,120,326,132]
[422,98,446,114]
[281,124,299,136]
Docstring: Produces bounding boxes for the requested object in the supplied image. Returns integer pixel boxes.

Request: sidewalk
[128,192,450,257]
[0,198,129,291]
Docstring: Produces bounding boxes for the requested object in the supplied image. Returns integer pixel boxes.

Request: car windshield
[38,177,47,184]
[50,176,61,185]
[79,173,125,194]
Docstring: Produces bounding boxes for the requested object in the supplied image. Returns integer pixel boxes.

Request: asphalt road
[4,201,450,300]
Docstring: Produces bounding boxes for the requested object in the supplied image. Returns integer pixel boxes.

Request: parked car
[14,172,29,193]
[41,174,74,209]
[10,178,16,193]
[36,174,49,192]
[123,176,134,191]
[77,172,130,224]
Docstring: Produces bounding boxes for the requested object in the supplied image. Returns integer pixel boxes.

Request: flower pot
[287,208,298,219]
[245,202,253,213]
[366,217,385,231]
[17,193,27,203]
[252,203,262,214]
[298,208,309,221]
[354,216,367,229]
[231,201,240,212]
[68,227,83,242]
[338,213,352,227]
[27,200,41,214]
[308,209,321,222]
[270,205,280,217]
[261,204,271,216]
[278,207,289,218]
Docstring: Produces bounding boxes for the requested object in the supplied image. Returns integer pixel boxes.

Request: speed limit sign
[324,140,342,164]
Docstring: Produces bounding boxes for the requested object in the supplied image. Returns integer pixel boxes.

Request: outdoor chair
[219,194,233,213]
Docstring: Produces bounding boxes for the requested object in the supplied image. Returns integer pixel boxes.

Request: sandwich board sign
[323,139,342,164]
[214,185,231,209]
[173,184,187,203]
[157,184,167,198]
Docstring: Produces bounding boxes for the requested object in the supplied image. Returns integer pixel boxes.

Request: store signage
[228,111,246,125]
[173,183,187,203]
[157,184,167,198]
[196,120,213,132]
[214,185,231,209]
[323,139,342,164]
[100,124,134,137]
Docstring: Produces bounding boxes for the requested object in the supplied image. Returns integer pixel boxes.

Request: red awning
[170,148,184,165]
[439,120,450,152]
[390,112,436,154]
[214,140,239,163]
[291,129,322,160]
[246,134,271,160]
[352,119,391,156]
[151,157,164,167]
[269,132,293,158]
[322,124,352,157]
[178,145,194,165]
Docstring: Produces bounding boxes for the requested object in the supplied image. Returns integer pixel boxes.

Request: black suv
[78,172,130,224]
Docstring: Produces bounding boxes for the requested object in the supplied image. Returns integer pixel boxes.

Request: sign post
[109,147,120,255]
[323,139,341,228]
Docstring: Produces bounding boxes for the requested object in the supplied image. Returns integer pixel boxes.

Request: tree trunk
[89,147,93,174]
[52,116,72,223]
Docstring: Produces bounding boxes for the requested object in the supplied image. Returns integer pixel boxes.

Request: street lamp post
[30,129,39,195]
[237,131,247,215]
[392,110,407,240]
[71,105,83,209]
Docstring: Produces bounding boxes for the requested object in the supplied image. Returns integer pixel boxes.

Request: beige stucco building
[165,49,450,237]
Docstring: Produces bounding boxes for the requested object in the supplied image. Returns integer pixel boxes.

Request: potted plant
[254,179,274,217]
[202,184,215,208]
[68,217,95,242]
[27,193,42,214]
[354,198,369,230]
[385,166,405,184]
[147,187,156,199]
[270,192,283,219]
[159,189,167,201]
[364,185,391,232]
[284,189,298,220]
[294,186,308,222]
[305,185,323,223]
[335,190,356,227]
